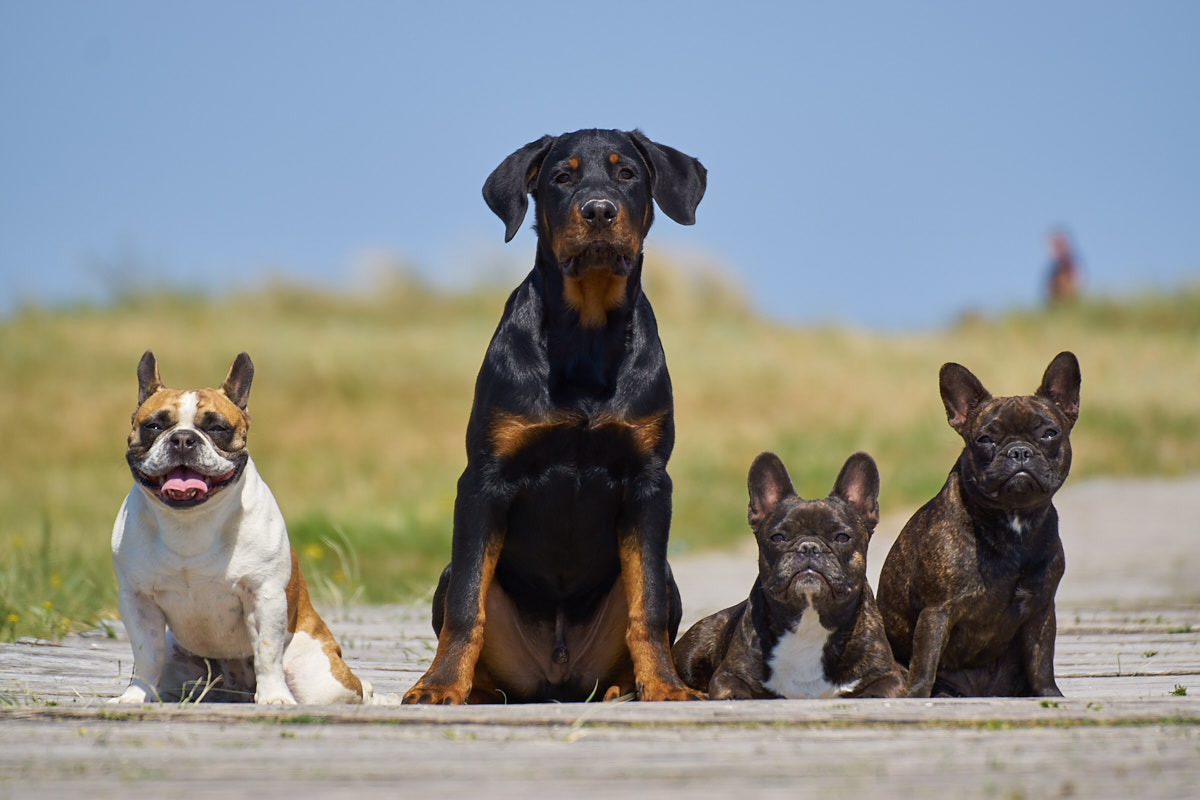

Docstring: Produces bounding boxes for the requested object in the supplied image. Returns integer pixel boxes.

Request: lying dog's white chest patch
[763,605,855,699]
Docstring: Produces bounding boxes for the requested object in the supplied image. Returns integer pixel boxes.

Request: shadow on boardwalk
[2,475,1199,799]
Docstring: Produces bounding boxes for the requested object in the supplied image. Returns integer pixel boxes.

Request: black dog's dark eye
[770,533,784,543]
[553,172,571,184]
[618,167,635,180]
[835,533,851,544]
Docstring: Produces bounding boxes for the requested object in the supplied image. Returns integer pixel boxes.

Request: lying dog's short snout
[1006,443,1034,464]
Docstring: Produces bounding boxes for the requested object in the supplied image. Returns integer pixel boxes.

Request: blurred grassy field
[2,261,1198,641]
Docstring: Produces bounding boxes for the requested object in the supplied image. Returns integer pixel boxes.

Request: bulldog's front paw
[254,678,298,705]
[110,685,152,704]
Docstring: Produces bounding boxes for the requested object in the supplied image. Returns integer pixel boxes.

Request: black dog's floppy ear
[482,135,555,242]
[136,350,163,406]
[747,452,796,529]
[219,352,255,412]
[629,130,707,226]
[939,362,991,435]
[831,452,881,529]
[1036,351,1081,427]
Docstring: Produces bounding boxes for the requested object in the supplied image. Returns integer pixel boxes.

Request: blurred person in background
[1046,229,1082,305]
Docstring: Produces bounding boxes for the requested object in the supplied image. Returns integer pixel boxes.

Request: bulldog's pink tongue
[161,467,209,501]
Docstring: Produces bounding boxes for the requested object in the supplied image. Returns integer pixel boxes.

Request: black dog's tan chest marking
[489,410,667,465]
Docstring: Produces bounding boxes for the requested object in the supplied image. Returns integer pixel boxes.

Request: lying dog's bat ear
[1037,351,1081,427]
[483,135,556,243]
[219,352,254,411]
[747,451,795,528]
[939,362,991,435]
[136,350,163,406]
[832,452,881,529]
[629,130,707,226]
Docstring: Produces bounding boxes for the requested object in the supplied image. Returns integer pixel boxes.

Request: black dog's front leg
[617,473,703,701]
[402,475,506,705]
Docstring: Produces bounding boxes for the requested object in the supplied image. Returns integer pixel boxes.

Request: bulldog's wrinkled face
[939,352,1081,513]
[125,351,253,509]
[755,498,869,614]
[746,451,881,617]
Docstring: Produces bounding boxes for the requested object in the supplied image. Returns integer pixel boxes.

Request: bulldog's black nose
[168,430,197,453]
[1007,444,1033,464]
[580,198,618,228]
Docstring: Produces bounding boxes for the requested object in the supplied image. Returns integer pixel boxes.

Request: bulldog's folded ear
[219,353,255,412]
[136,350,163,406]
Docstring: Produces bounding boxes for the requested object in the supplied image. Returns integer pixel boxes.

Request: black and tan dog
[402,129,706,704]
[673,452,905,699]
[877,352,1081,697]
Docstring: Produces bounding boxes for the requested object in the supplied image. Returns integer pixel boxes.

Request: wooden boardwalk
[2,602,1198,799]
[3,475,1199,798]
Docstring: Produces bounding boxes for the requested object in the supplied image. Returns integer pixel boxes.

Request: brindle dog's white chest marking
[764,597,858,699]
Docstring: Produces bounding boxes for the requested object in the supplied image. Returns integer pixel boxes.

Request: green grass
[2,260,1198,640]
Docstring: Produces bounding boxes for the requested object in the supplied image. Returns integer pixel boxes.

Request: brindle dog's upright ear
[629,130,707,226]
[136,350,163,407]
[747,451,796,529]
[483,135,556,242]
[939,362,992,435]
[831,452,881,529]
[1036,351,1081,427]
[219,353,255,412]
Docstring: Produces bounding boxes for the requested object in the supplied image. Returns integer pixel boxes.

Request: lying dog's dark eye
[770,533,784,543]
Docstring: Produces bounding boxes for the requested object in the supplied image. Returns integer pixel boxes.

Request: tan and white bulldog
[110,351,371,705]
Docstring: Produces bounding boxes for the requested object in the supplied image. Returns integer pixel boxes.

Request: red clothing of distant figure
[1047,231,1081,304]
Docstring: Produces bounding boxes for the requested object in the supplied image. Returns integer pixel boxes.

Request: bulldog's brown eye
[1041,429,1059,440]
[835,533,851,544]
[770,533,784,543]
[142,422,162,432]
[976,435,993,445]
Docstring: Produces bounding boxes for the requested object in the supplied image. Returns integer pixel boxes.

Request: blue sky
[2,1,1197,329]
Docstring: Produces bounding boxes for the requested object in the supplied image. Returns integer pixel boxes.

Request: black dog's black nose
[1007,444,1033,463]
[168,430,197,453]
[580,198,618,228]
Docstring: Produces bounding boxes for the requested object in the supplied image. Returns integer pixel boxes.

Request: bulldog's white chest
[763,608,856,699]
[147,567,257,658]
[112,460,292,660]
